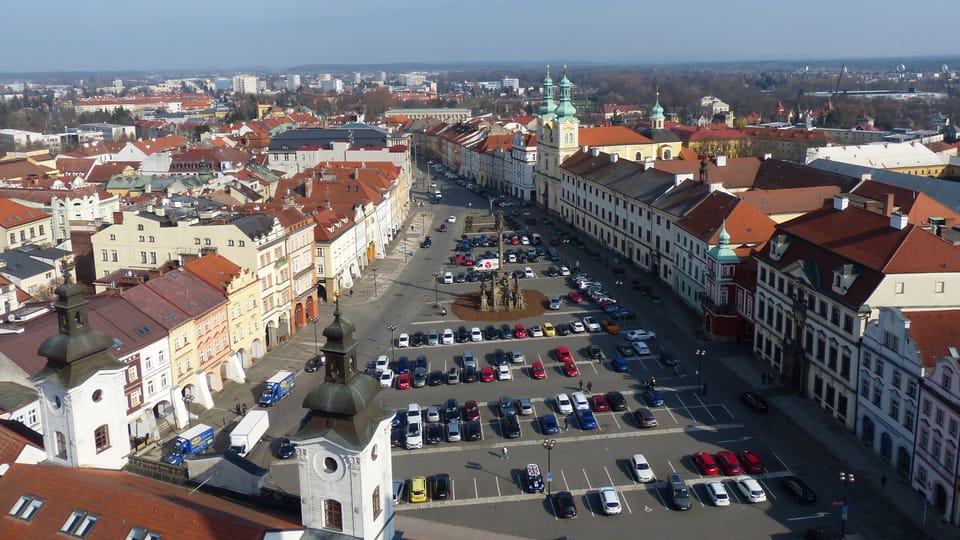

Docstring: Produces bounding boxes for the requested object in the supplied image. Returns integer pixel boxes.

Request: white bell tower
[33,271,129,469]
[293,298,395,539]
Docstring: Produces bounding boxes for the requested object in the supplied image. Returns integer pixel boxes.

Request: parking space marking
[495,476,501,497]
[582,468,593,490]
[561,469,570,491]
[608,410,621,430]
[772,451,788,471]
[451,478,456,500]
[663,405,679,424]
[667,460,678,473]
[690,482,706,507]
[720,403,736,421]
[620,489,633,514]
[758,478,777,501]
[513,471,523,494]
[692,393,717,422]
[673,394,695,422]
[473,477,478,499]
[725,479,744,504]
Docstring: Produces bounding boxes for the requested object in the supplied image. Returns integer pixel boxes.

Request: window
[372,485,382,519]
[922,399,931,415]
[138,235,145,243]
[831,306,840,325]
[904,409,915,432]
[872,387,882,407]
[943,370,953,391]
[935,281,945,293]
[111,250,118,262]
[127,366,139,382]
[920,428,929,449]
[950,419,959,436]
[936,408,945,427]
[324,499,343,531]
[840,351,851,380]
[101,249,108,261]
[8,495,44,521]
[894,281,904,294]
[889,397,900,421]
[843,314,854,333]
[946,447,956,469]
[917,466,927,484]
[126,526,162,540]
[874,361,884,378]
[56,431,67,458]
[863,353,871,373]
[860,378,870,398]
[892,370,902,390]
[109,234,116,240]
[907,380,918,399]
[94,425,110,453]
[61,510,99,538]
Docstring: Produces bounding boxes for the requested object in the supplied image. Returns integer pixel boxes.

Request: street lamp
[371,266,378,298]
[311,316,322,357]
[432,271,441,308]
[387,324,398,363]
[614,279,624,309]
[695,349,706,395]
[542,439,556,495]
[839,471,855,539]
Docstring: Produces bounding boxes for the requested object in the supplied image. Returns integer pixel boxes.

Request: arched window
[372,486,382,519]
[324,499,342,531]
[662,148,672,160]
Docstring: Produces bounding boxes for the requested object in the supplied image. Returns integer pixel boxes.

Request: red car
[562,361,580,377]
[510,236,520,245]
[531,361,546,379]
[715,450,743,475]
[464,400,481,422]
[395,373,411,390]
[693,451,720,475]
[738,450,766,474]
[514,324,527,339]
[480,366,495,382]
[554,346,573,363]
[550,237,561,246]
[590,395,610,412]
[568,290,583,303]
[439,223,448,232]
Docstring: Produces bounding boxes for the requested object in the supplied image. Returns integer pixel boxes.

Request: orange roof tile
[0,198,50,228]
[578,126,653,146]
[903,309,960,367]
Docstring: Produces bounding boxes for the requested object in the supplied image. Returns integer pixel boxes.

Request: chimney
[591,147,599,157]
[305,178,313,198]
[610,153,619,163]
[890,212,908,230]
[833,196,849,211]
[644,157,655,170]
[715,155,727,167]
[883,193,895,216]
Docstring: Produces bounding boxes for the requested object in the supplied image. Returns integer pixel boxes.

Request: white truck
[229,410,269,457]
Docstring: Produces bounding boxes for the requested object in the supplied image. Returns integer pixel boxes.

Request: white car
[447,216,457,223]
[405,422,423,449]
[571,391,590,411]
[441,328,455,345]
[735,475,768,503]
[632,340,651,356]
[569,320,586,333]
[599,487,622,515]
[706,481,730,507]
[470,327,483,342]
[529,325,544,337]
[625,329,657,341]
[523,267,535,278]
[427,329,439,346]
[582,316,601,333]
[555,393,574,415]
[631,454,654,482]
[406,403,422,424]
[511,350,525,364]
[443,272,453,284]
[375,355,390,374]
[426,406,441,423]
[496,364,512,380]
[379,369,394,388]
[559,266,571,276]
[397,333,410,348]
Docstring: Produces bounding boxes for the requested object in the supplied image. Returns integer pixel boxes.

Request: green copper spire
[554,65,577,120]
[650,88,665,120]
[539,65,556,116]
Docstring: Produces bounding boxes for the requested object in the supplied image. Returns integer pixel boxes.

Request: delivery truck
[162,424,215,465]
[258,371,295,406]
[228,410,269,457]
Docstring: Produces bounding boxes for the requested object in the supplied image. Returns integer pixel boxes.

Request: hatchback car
[518,396,534,415]
[562,361,580,377]
[425,423,443,445]
[549,295,563,310]
[715,450,743,475]
[446,367,460,384]
[524,463,545,493]
[446,420,461,442]
[577,409,598,430]
[464,420,483,441]
[498,324,513,340]
[541,413,560,435]
[511,350,524,364]
[430,473,452,500]
[741,391,769,413]
[582,316,601,333]
[409,476,428,503]
[735,475,767,503]
[485,325,500,340]
[502,414,522,438]
[571,391,590,411]
[554,491,578,518]
[568,290,583,303]
[441,328,455,345]
[632,341,651,356]
[513,324,527,339]
[598,487,622,515]
[554,346,573,363]
[738,450,766,474]
[601,320,620,334]
[480,366,495,382]
[643,389,664,407]
[606,391,628,411]
[277,438,296,459]
[542,322,557,336]
[531,361,546,379]
[555,393,574,414]
[529,325,544,338]
[780,475,817,505]
[379,369,394,388]
[627,453,653,482]
[397,333,410,348]
[635,407,658,428]
[706,481,731,507]
[693,451,720,475]
[412,368,428,388]
[611,356,630,373]
[499,396,517,417]
[463,400,481,422]
[590,394,610,412]
[470,327,483,342]
[463,366,478,383]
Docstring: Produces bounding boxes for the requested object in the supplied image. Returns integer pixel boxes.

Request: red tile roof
[849,180,960,226]
[182,254,242,294]
[903,309,960,367]
[578,126,653,146]
[738,186,842,216]
[0,198,50,229]
[0,463,300,539]
[0,419,43,464]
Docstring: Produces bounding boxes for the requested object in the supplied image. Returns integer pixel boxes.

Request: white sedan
[706,481,730,507]
[496,364,512,380]
[632,341,652,356]
[555,393,574,415]
[529,325,544,337]
[569,320,586,333]
[735,475,767,503]
[625,329,657,342]
[379,369,394,388]
[582,316,601,333]
[447,215,457,223]
[397,333,410,348]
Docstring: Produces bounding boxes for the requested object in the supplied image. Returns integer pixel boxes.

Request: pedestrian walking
[235,403,242,415]
[768,371,775,384]
[881,475,887,489]
[501,446,509,460]
[578,380,583,391]
[586,381,593,393]
[563,417,569,431]
[349,288,354,297]
[241,403,248,416]
[701,382,709,396]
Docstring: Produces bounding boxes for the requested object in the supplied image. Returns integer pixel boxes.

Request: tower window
[74,312,84,327]
[92,389,103,403]
[94,425,110,453]
[324,499,343,531]
[55,431,67,458]
[372,486,382,519]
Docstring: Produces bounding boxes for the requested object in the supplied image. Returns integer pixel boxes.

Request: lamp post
[695,348,706,395]
[387,324,398,363]
[614,279,624,310]
[839,471,855,538]
[371,266,378,299]
[432,271,441,308]
[542,439,556,495]
[311,316,321,357]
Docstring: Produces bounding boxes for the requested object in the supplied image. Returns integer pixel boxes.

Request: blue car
[392,410,405,427]
[611,357,630,373]
[542,414,560,435]
[415,355,428,371]
[396,356,410,374]
[643,389,664,407]
[577,409,598,430]
[603,304,622,315]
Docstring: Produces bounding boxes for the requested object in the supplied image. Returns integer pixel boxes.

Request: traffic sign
[546,472,553,482]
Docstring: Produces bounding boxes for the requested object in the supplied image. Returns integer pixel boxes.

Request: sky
[1,0,954,74]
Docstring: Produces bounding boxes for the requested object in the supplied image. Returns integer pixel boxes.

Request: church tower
[536,65,579,213]
[650,89,666,130]
[33,271,129,469]
[294,297,394,539]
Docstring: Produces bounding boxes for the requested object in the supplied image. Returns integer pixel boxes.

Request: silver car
[549,295,562,310]
[446,420,462,442]
[427,329,439,346]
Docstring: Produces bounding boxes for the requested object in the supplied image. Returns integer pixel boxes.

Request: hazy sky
[2,0,953,73]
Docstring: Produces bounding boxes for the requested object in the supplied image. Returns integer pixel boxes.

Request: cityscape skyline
[2,0,955,74]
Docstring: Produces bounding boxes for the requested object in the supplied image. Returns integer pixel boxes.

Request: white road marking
[693,393,717,421]
[758,478,777,501]
[674,394,695,422]
[561,469,570,491]
[690,482,706,507]
[609,410,621,429]
[495,476,501,497]
[726,479,744,504]
[772,451,788,471]
[664,405,679,424]
[667,460,678,473]
[473,477,478,498]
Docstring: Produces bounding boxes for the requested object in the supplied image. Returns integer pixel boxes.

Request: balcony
[701,296,737,315]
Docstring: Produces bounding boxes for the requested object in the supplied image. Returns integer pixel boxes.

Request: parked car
[611,356,630,373]
[446,367,460,384]
[379,369,394,388]
[429,473,452,499]
[531,361,546,379]
[599,487,622,515]
[576,409,598,430]
[735,475,767,503]
[554,346,573,363]
[397,333,410,348]
[643,389,664,407]
[716,450,743,475]
[549,295,563,310]
[616,343,636,358]
[632,341,651,356]
[541,414,560,435]
[555,393,574,415]
[502,414,522,438]
[480,366,495,382]
[625,328,657,341]
[553,491,578,518]
[562,361,580,377]
[706,481,731,507]
[740,391,769,413]
[582,316,601,333]
[780,475,818,505]
[693,451,720,475]
[631,453,654,482]
[669,473,692,511]
[590,394,610,412]
[738,450,766,474]
[524,463,545,493]
[409,476,428,503]
[634,407,658,428]
[464,420,482,441]
[606,391,628,411]
[277,438,296,459]
[542,322,557,336]
[464,400,481,422]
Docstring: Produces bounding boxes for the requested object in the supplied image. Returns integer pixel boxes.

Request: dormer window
[831,264,859,295]
[768,234,790,261]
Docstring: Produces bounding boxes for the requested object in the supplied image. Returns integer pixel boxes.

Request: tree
[360,87,395,117]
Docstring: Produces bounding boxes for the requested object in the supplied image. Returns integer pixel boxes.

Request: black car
[390,428,404,448]
[553,491,578,518]
[606,391,628,412]
[780,476,817,504]
[427,370,443,386]
[463,366,479,383]
[276,438,296,459]
[429,473,452,500]
[421,237,432,248]
[304,354,325,373]
[545,266,559,277]
[467,271,480,282]
[588,344,603,361]
[444,399,459,421]
[464,420,483,441]
[499,324,513,339]
[524,464,545,493]
[457,326,470,343]
[425,424,443,445]
[741,391,769,413]
[557,323,571,336]
[456,272,466,283]
[411,331,425,347]
[494,349,509,366]
[502,414,522,438]
[659,350,679,366]
[485,325,500,340]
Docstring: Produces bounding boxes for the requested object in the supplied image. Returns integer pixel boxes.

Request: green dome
[555,68,577,120]
[650,94,665,120]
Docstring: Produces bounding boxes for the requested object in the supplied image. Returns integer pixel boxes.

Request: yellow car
[601,319,620,334]
[542,322,556,336]
[409,476,428,503]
